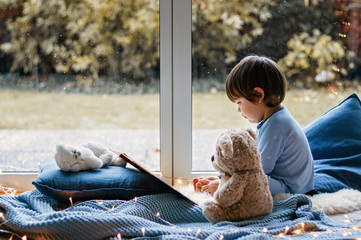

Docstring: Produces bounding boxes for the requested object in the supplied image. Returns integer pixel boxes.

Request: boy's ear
[253,87,264,103]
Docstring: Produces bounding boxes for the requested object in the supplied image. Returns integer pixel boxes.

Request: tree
[191,0,274,79]
[247,0,341,60]
[0,0,159,82]
[244,0,347,87]
[0,1,21,73]
[278,29,345,88]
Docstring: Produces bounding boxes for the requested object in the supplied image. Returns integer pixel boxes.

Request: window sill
[0,173,37,192]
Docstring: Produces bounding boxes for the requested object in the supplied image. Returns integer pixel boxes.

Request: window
[191,0,361,172]
[0,0,161,189]
[1,0,361,191]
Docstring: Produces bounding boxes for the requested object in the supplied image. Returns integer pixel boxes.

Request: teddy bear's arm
[213,174,246,207]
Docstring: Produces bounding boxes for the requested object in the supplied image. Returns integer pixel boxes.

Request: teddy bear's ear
[245,129,257,141]
[218,132,234,158]
[56,143,65,151]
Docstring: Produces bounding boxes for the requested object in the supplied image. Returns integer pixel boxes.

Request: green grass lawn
[0,88,359,129]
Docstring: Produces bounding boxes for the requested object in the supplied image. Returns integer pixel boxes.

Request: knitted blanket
[0,190,359,240]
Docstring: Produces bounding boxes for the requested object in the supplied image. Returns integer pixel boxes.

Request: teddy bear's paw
[202,202,223,224]
[58,162,72,172]
[82,142,118,167]
[79,147,104,169]
[98,153,113,167]
[110,155,127,167]
[68,163,84,172]
[57,161,86,172]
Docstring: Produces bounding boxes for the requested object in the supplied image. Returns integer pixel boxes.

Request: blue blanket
[0,190,359,239]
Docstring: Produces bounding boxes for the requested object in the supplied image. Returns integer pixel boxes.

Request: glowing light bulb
[195,229,201,237]
[156,212,161,217]
[284,226,290,235]
[141,227,146,236]
[311,232,319,237]
[177,178,183,185]
[352,226,361,230]
[300,222,305,232]
[262,227,268,233]
[116,233,121,239]
[69,197,73,207]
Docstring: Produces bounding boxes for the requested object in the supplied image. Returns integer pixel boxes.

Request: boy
[194,55,314,196]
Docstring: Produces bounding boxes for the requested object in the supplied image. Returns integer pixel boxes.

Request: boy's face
[234,97,266,123]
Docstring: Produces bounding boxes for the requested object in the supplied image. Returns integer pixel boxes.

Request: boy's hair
[225,55,287,107]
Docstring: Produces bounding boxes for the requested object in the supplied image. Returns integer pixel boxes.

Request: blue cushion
[304,93,361,160]
[304,93,361,193]
[33,161,173,203]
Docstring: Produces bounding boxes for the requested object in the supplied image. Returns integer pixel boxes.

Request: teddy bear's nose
[211,155,214,162]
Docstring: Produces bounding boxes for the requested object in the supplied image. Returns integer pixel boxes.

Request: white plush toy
[55,142,127,172]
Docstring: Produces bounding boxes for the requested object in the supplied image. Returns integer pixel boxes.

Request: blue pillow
[304,93,361,193]
[311,154,361,193]
[33,161,173,203]
[304,93,361,160]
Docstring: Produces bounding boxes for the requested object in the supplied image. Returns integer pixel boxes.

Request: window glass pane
[192,0,360,171]
[0,0,160,172]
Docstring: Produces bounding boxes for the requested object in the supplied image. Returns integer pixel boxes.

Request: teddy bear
[202,128,273,223]
[55,142,127,172]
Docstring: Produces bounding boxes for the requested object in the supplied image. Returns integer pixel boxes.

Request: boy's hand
[193,176,220,196]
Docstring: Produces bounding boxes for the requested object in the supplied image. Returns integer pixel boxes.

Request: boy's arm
[257,125,285,174]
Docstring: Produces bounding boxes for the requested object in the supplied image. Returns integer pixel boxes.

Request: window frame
[0,0,214,191]
[161,0,215,186]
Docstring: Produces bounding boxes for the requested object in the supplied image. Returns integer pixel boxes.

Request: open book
[117,152,197,205]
